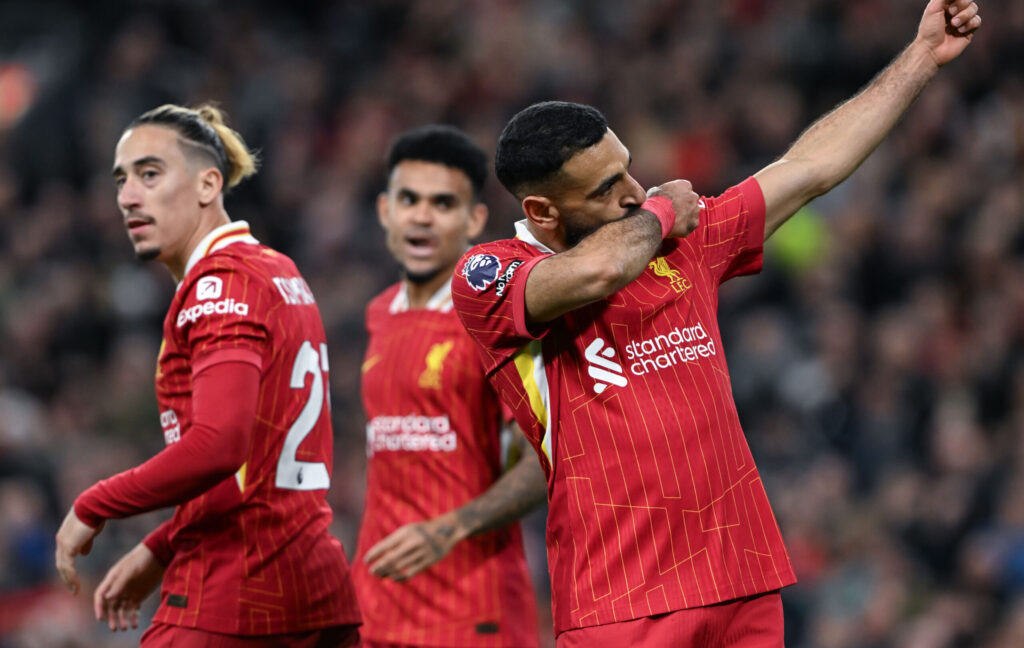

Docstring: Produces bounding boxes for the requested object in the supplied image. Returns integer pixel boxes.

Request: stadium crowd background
[0,1,1020,646]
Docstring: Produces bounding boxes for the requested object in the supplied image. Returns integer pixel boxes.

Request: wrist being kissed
[641,195,675,238]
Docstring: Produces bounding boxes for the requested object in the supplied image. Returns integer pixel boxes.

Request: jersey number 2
[275,341,331,490]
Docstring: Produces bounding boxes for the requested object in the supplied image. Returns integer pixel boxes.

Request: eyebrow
[396,187,459,203]
[586,153,632,199]
[111,155,164,177]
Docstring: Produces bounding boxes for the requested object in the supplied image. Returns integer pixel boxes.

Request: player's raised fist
[917,0,981,67]
[647,179,702,238]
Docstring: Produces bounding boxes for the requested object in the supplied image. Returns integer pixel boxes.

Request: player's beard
[563,213,601,249]
[136,247,161,262]
[402,265,441,285]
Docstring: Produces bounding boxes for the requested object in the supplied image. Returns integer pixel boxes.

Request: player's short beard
[402,266,441,285]
[563,214,601,249]
[137,247,161,262]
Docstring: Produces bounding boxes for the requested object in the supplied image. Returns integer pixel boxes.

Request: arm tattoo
[455,456,546,538]
[414,524,444,558]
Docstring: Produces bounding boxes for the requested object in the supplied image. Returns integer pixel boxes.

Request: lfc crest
[648,257,691,293]
[418,340,454,389]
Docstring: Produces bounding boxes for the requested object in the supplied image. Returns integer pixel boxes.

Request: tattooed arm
[364,423,546,581]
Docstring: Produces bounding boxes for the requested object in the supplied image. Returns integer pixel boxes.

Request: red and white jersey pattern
[354,280,538,647]
[452,178,796,635]
[153,221,360,635]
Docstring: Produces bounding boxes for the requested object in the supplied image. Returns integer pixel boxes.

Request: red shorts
[555,591,784,648]
[140,622,361,647]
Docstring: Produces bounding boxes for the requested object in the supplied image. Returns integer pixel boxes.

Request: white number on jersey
[275,341,331,490]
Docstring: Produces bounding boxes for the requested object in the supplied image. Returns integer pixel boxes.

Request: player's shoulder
[462,237,539,261]
[365,282,402,321]
[210,241,299,274]
[455,237,541,295]
[698,177,765,224]
[184,243,308,302]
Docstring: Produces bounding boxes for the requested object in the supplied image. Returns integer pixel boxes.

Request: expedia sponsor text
[176,298,250,327]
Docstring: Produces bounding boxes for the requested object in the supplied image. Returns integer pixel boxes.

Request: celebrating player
[451,2,981,646]
[354,125,545,648]
[54,104,362,646]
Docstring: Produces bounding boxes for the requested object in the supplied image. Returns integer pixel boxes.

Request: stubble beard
[136,247,161,262]
[563,214,601,249]
[402,265,442,285]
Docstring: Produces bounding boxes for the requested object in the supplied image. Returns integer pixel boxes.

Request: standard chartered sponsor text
[366,414,457,454]
[625,321,717,376]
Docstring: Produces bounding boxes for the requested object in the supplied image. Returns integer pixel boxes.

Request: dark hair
[495,101,608,197]
[129,104,258,191]
[386,125,488,198]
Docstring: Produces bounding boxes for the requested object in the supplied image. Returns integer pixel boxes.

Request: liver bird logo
[419,340,454,389]
[648,256,692,293]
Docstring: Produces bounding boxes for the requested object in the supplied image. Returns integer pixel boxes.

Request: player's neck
[526,221,568,253]
[403,271,453,310]
[165,208,232,282]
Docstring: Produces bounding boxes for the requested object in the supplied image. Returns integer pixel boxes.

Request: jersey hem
[555,573,797,636]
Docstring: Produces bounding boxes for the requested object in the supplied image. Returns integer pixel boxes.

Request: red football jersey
[452,178,796,636]
[354,281,539,647]
[151,221,361,635]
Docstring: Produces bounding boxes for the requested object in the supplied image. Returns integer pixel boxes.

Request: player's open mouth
[405,235,438,258]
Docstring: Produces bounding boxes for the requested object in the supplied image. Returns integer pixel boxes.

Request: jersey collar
[389,277,454,314]
[514,220,555,254]
[181,220,260,281]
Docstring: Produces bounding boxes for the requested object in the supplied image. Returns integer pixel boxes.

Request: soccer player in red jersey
[54,104,362,647]
[450,2,981,646]
[354,125,546,648]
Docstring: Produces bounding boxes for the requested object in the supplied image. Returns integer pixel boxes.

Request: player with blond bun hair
[55,103,362,647]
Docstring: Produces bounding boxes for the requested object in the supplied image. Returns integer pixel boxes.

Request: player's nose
[621,174,646,207]
[410,201,434,225]
[118,177,142,212]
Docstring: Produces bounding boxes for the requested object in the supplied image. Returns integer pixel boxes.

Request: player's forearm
[525,209,664,322]
[789,40,936,186]
[74,361,257,527]
[446,453,547,541]
[74,421,247,525]
[759,41,938,237]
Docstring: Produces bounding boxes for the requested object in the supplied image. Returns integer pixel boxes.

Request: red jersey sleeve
[74,360,260,527]
[175,261,270,372]
[451,241,548,374]
[696,176,766,284]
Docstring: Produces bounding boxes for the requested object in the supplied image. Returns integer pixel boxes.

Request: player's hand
[94,543,165,632]
[364,513,464,581]
[646,179,703,238]
[55,507,104,595]
[916,0,981,67]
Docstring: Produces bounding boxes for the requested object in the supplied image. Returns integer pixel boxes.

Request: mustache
[124,214,155,227]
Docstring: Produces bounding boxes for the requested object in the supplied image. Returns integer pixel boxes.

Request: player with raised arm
[54,104,362,647]
[354,125,545,648]
[450,2,981,646]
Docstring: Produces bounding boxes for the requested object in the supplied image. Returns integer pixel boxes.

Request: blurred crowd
[0,1,1021,646]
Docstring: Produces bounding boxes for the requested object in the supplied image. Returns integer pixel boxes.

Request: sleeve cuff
[510,255,551,340]
[73,492,105,529]
[739,176,766,249]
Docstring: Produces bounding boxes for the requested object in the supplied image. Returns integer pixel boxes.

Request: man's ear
[197,168,224,207]
[522,195,559,232]
[376,192,391,230]
[466,202,488,239]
